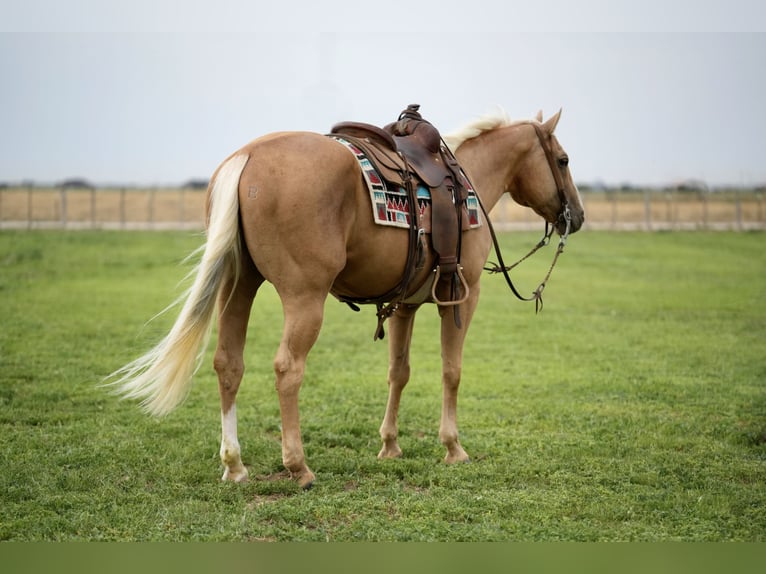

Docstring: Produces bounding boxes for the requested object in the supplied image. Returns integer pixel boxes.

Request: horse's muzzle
[556,202,584,235]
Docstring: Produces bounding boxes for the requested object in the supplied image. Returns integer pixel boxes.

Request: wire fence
[1,186,765,231]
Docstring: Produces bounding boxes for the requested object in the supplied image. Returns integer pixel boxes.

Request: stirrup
[431,265,470,306]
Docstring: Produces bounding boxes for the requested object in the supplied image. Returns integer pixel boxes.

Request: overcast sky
[1,2,765,187]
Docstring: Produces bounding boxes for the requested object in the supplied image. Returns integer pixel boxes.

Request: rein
[476,123,573,312]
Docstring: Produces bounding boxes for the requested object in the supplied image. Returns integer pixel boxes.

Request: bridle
[475,122,573,312]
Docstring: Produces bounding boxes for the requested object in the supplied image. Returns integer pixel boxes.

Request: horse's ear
[535,110,543,122]
[543,108,562,134]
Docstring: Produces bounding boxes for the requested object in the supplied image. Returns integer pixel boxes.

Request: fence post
[120,188,126,229]
[60,187,67,228]
[667,191,674,230]
[644,188,652,231]
[27,186,32,229]
[180,187,186,226]
[736,190,742,231]
[702,190,709,229]
[90,187,97,228]
[149,188,155,229]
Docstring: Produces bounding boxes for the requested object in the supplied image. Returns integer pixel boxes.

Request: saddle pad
[332,136,482,231]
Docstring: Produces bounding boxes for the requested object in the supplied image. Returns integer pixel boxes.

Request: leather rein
[474,122,573,312]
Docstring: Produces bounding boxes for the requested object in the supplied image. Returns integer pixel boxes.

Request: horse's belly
[331,234,435,302]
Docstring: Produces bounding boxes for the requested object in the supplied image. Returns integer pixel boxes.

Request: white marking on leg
[220,405,247,481]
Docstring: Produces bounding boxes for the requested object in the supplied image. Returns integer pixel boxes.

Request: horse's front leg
[438,286,480,463]
[273,293,326,489]
[378,304,419,459]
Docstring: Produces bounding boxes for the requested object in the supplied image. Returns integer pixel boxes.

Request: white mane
[443,108,513,152]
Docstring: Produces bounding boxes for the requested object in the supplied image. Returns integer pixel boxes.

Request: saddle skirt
[329,135,482,233]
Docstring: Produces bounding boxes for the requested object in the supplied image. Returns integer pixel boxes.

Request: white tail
[106,154,249,416]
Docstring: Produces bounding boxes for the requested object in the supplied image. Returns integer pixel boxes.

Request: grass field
[0,229,764,541]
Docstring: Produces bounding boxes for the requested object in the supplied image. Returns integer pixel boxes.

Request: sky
[1,2,765,188]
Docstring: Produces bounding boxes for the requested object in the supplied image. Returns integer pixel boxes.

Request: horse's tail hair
[105,153,249,416]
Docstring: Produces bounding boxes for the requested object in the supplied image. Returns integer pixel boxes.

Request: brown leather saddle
[330,104,472,338]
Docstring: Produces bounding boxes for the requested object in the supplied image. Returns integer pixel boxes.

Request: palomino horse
[110,108,584,488]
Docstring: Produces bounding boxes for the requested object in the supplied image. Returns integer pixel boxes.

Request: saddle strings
[478,195,571,313]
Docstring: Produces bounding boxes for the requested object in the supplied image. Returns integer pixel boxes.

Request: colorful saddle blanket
[332,136,482,232]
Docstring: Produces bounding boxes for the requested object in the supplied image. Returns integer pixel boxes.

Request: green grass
[0,230,764,541]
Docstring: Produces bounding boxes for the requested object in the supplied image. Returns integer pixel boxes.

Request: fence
[1,186,765,231]
[0,187,206,230]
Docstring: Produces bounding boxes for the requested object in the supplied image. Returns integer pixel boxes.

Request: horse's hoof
[377,444,403,459]
[222,466,249,483]
[291,469,316,490]
[444,451,471,464]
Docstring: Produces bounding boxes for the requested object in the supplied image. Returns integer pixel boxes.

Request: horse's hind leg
[215,254,263,482]
[273,292,327,489]
[378,304,419,459]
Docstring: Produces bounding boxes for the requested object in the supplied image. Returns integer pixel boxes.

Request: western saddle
[330,104,473,339]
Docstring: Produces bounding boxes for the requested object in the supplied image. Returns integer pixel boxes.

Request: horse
[108,107,585,489]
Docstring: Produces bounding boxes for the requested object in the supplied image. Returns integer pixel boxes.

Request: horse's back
[226,131,416,301]
[238,131,359,207]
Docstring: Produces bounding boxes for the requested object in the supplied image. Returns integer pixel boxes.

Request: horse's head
[509,110,585,236]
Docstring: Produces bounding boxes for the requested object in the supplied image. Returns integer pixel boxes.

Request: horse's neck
[455,123,531,211]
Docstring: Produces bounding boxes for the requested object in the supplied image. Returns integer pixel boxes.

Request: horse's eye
[558,156,569,168]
